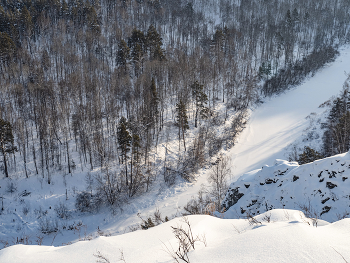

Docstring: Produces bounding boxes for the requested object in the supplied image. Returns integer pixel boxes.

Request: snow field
[0,210,349,263]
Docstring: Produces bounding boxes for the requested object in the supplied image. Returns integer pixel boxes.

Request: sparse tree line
[286,74,350,166]
[322,74,350,157]
[0,0,349,209]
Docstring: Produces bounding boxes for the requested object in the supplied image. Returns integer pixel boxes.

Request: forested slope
[0,0,350,247]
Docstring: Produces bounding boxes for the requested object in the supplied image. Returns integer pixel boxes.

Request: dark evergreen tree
[117,117,132,186]
[0,119,17,177]
[117,39,130,70]
[149,77,159,125]
[191,81,209,128]
[152,44,166,61]
[258,62,272,80]
[131,43,144,75]
[20,5,33,37]
[145,25,165,61]
[86,5,100,34]
[132,133,141,163]
[146,25,162,54]
[212,29,225,51]
[175,99,189,151]
[128,28,147,52]
[117,117,132,165]
[0,32,15,63]
[323,96,349,156]
[298,146,323,165]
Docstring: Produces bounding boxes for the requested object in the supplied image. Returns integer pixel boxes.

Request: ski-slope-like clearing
[229,45,350,179]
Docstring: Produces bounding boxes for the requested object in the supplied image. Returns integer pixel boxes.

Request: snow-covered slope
[0,209,349,263]
[228,45,350,180]
[151,45,350,222]
[1,44,350,257]
[223,153,350,222]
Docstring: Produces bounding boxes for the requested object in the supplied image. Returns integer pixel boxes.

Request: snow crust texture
[0,210,349,263]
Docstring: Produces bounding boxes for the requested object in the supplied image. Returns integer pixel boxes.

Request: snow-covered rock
[223,153,350,222]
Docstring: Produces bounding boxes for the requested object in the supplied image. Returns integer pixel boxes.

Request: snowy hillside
[1,45,350,251]
[0,210,349,263]
[223,153,350,222]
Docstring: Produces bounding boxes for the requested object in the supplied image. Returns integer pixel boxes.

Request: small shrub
[138,209,170,230]
[183,190,211,215]
[141,217,155,230]
[34,206,48,219]
[246,212,262,226]
[164,217,206,263]
[6,182,17,194]
[39,218,58,234]
[54,202,70,219]
[22,205,30,216]
[75,191,95,212]
[298,201,319,227]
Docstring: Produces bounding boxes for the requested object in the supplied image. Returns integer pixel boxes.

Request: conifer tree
[146,25,165,61]
[117,117,132,165]
[0,119,17,177]
[129,132,142,196]
[132,133,141,163]
[285,9,293,28]
[149,77,159,126]
[298,146,323,165]
[117,117,132,185]
[212,29,225,51]
[131,43,144,75]
[128,29,147,52]
[152,44,166,61]
[117,39,130,71]
[0,32,15,63]
[20,6,33,37]
[86,5,100,34]
[175,99,189,151]
[191,81,209,128]
[292,8,299,24]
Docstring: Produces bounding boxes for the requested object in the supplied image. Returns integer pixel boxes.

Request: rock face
[222,154,350,222]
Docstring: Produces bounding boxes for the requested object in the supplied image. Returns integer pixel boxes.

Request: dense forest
[0,0,350,210]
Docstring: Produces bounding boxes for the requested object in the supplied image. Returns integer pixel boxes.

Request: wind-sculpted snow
[1,210,349,263]
[223,152,350,222]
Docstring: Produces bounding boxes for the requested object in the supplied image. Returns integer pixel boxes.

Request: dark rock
[223,187,244,210]
[321,197,330,204]
[247,200,257,207]
[293,175,299,182]
[320,206,331,216]
[326,182,337,189]
[265,178,278,184]
[329,171,337,178]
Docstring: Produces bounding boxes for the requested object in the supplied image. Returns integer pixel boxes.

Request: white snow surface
[1,45,350,261]
[1,210,350,262]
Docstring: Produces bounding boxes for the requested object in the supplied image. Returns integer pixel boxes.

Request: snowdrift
[0,209,349,263]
